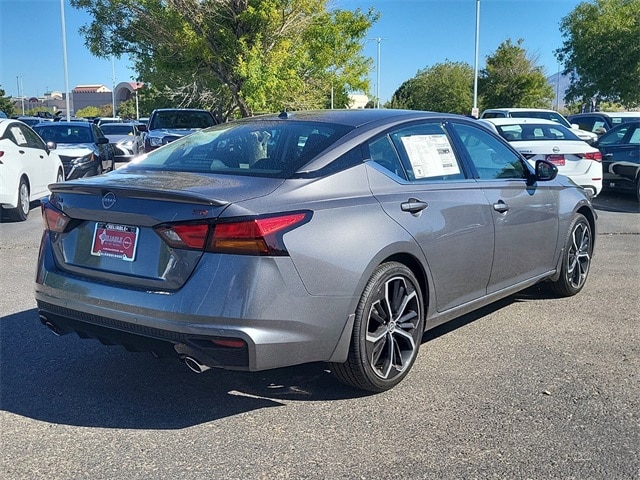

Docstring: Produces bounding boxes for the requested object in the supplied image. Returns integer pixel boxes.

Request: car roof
[233,109,461,129]
[481,118,563,126]
[34,121,92,127]
[483,108,556,113]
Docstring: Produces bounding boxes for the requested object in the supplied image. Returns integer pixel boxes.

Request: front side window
[451,123,528,180]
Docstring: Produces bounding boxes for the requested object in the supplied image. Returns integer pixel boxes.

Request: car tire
[636,177,640,203]
[6,177,30,222]
[331,262,424,392]
[549,213,593,297]
[95,162,103,176]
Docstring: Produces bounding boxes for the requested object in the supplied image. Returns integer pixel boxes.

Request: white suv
[480,108,598,144]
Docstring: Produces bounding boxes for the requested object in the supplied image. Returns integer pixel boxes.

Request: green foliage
[75,105,101,118]
[70,0,378,119]
[116,99,137,119]
[0,87,16,117]
[388,61,475,114]
[25,107,55,116]
[556,0,640,107]
[479,39,555,109]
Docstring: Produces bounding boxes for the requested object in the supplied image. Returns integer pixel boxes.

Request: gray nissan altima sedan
[36,109,596,392]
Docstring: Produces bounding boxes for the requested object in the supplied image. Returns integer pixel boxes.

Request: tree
[0,88,15,117]
[556,0,640,107]
[70,0,378,120]
[387,61,474,114]
[75,105,101,118]
[479,39,554,109]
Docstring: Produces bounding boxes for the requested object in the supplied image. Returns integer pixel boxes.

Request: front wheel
[331,262,424,392]
[549,213,593,297]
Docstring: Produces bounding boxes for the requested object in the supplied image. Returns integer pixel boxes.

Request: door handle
[401,198,428,214]
[493,200,510,213]
[18,150,25,154]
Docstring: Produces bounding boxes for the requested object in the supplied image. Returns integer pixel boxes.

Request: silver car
[36,110,596,392]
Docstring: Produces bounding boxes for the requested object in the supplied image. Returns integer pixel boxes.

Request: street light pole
[60,0,71,121]
[368,37,386,108]
[472,0,480,118]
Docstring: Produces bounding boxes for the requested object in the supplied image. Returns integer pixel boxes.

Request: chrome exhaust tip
[182,356,212,374]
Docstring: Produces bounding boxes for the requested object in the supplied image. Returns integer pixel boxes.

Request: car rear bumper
[35,239,356,371]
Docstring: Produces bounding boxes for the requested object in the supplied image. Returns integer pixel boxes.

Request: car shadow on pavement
[591,191,639,213]
[0,309,370,430]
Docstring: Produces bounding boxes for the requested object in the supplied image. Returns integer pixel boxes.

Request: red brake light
[155,224,209,249]
[41,202,70,233]
[580,152,602,162]
[210,213,310,255]
[155,212,310,255]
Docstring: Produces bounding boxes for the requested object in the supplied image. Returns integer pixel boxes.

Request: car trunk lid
[44,169,284,290]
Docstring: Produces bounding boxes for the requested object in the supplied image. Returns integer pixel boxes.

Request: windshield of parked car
[509,111,571,128]
[127,120,353,178]
[100,124,136,136]
[150,111,216,130]
[496,123,581,142]
[34,124,92,144]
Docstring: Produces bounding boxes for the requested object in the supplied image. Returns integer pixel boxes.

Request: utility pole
[472,0,480,118]
[60,0,71,121]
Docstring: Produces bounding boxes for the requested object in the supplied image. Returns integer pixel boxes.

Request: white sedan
[0,119,64,221]
[480,118,603,197]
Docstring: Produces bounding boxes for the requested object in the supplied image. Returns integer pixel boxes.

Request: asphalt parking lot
[1,191,638,479]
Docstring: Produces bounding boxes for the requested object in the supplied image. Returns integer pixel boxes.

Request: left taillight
[579,152,602,162]
[154,211,311,256]
[41,201,71,233]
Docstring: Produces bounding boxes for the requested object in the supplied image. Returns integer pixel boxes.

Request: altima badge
[102,192,117,209]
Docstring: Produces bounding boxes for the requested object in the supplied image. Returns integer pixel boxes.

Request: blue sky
[1,0,582,104]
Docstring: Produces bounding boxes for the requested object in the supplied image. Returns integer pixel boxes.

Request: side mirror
[138,124,147,132]
[571,123,580,129]
[97,137,109,145]
[46,141,57,151]
[535,159,558,181]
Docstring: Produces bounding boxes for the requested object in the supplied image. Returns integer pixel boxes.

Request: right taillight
[154,211,311,256]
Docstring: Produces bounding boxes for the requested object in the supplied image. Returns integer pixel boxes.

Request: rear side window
[451,123,528,180]
[365,122,465,182]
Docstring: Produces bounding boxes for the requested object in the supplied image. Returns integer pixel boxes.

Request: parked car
[0,118,64,221]
[480,108,598,145]
[480,117,603,197]
[36,109,596,392]
[143,108,216,152]
[99,122,145,162]
[594,121,640,201]
[567,112,640,135]
[33,122,115,179]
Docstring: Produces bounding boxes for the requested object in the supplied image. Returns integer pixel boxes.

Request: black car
[144,108,216,152]
[595,121,640,201]
[34,122,115,179]
[567,112,640,135]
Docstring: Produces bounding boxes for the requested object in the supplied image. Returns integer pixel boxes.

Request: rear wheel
[331,262,424,392]
[549,213,592,297]
[6,177,30,222]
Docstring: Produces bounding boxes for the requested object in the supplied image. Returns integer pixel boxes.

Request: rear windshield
[150,111,216,130]
[127,120,352,178]
[496,123,580,141]
[509,111,570,128]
